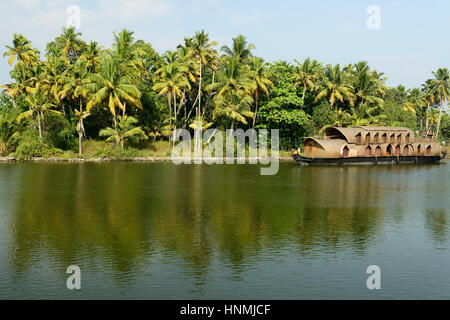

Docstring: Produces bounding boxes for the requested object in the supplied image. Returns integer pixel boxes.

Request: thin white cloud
[11,0,42,10]
[97,0,173,20]
[228,10,262,24]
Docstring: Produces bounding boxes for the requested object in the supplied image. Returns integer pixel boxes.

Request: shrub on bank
[14,140,61,160]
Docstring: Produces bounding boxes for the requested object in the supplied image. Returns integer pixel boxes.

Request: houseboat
[292,126,446,165]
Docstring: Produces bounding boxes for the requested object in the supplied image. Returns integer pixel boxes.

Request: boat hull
[292,153,445,165]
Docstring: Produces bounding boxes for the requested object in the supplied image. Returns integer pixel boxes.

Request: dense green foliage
[0,27,448,158]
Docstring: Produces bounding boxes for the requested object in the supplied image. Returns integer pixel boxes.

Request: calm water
[0,162,449,299]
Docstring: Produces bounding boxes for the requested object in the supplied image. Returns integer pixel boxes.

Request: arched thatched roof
[304,138,347,158]
[324,126,416,144]
[324,127,356,143]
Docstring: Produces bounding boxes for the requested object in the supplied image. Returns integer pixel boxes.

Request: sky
[1,0,449,88]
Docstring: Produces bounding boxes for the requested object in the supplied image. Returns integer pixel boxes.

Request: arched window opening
[382,133,387,143]
[417,145,421,154]
[365,146,372,156]
[356,133,362,144]
[397,134,402,143]
[343,146,350,158]
[426,145,431,156]
[390,134,395,143]
[375,146,381,157]
[405,134,410,144]
[395,145,401,156]
[386,145,393,156]
[373,133,379,144]
[365,133,370,144]
[403,145,409,156]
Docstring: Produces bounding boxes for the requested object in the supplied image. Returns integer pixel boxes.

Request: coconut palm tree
[221,34,255,62]
[350,67,384,111]
[153,62,191,143]
[86,56,143,127]
[429,68,450,138]
[111,29,147,77]
[80,41,103,72]
[185,30,218,119]
[249,57,273,127]
[293,57,321,107]
[55,26,85,62]
[315,64,354,109]
[213,92,253,130]
[17,87,59,139]
[60,61,91,154]
[3,34,38,66]
[207,56,253,99]
[99,115,147,149]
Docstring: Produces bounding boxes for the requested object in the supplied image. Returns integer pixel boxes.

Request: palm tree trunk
[425,103,429,134]
[37,111,42,139]
[301,82,307,108]
[113,111,118,146]
[435,97,444,139]
[252,90,259,128]
[79,99,83,155]
[197,61,202,119]
[173,93,177,146]
[168,92,172,143]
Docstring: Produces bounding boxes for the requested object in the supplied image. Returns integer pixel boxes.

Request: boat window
[375,146,381,157]
[426,145,431,156]
[397,134,402,143]
[356,133,362,144]
[365,146,372,156]
[365,133,370,144]
[343,146,349,158]
[395,145,400,156]
[390,134,395,143]
[417,145,421,154]
[382,133,387,143]
[373,133,379,143]
[403,145,409,156]
[386,145,393,156]
[405,134,410,144]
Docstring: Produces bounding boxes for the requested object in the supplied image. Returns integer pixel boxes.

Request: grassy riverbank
[1,139,294,162]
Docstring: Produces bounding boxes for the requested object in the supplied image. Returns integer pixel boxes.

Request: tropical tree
[0,108,21,154]
[315,64,354,109]
[429,68,450,138]
[207,56,253,99]
[60,61,91,154]
[3,34,38,66]
[221,34,255,62]
[17,87,59,139]
[99,115,147,148]
[86,56,143,128]
[293,57,321,107]
[55,27,85,62]
[249,57,273,127]
[350,63,385,111]
[80,41,103,72]
[213,92,253,130]
[185,30,218,119]
[153,63,191,142]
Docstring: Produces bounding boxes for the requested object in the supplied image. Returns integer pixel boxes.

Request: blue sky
[1,0,449,88]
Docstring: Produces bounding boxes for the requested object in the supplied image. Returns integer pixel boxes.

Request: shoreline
[0,156,295,163]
